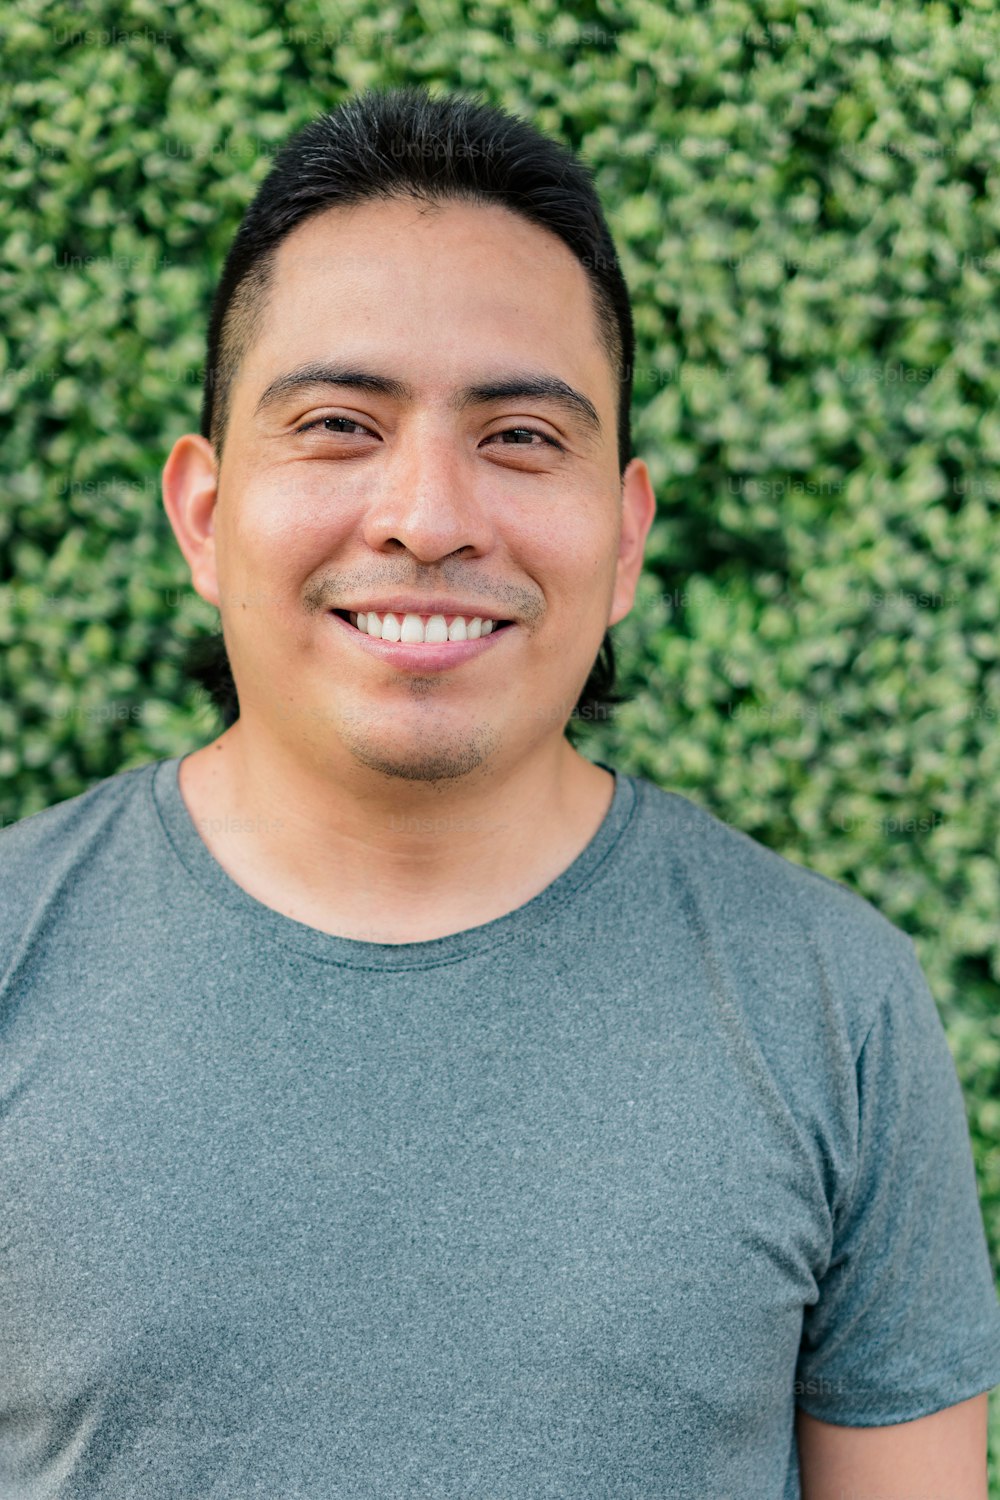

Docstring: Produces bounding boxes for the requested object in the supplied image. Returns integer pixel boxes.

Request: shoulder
[0,760,165,939]
[624,772,911,950]
[1,760,159,853]
[624,772,919,1041]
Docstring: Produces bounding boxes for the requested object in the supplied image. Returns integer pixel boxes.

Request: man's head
[201,86,635,478]
[163,85,656,782]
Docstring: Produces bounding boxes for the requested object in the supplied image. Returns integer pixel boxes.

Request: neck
[178,720,614,944]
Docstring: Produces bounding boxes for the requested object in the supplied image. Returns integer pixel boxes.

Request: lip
[326,608,517,672]
[335,598,513,621]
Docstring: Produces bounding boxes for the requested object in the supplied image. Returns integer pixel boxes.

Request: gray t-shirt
[2,754,999,1499]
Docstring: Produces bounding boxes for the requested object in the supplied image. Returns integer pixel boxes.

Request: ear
[161,433,221,608]
[608,457,657,628]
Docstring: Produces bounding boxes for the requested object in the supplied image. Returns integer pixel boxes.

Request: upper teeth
[348,612,498,643]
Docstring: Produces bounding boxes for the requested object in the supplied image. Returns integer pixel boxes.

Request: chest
[0,947,839,1494]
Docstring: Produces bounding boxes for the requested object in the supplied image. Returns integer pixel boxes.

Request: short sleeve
[794,939,1000,1424]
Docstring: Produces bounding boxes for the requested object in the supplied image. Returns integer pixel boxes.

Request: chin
[337,721,504,785]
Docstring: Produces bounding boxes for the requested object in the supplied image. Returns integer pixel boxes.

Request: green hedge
[4,0,1000,1471]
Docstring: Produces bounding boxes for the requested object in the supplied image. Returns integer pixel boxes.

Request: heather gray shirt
[1,754,999,1499]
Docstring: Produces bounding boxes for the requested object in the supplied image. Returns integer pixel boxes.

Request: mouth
[331,609,516,640]
[325,608,517,673]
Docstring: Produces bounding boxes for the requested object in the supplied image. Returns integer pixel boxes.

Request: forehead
[246,195,614,400]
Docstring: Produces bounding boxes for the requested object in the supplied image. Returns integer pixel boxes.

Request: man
[1,85,998,1498]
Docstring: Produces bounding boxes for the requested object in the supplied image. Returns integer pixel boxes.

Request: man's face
[170,195,654,783]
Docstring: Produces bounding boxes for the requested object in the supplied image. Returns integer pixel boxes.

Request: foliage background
[3,0,1000,1476]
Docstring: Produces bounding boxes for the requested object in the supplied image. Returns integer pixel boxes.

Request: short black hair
[187,84,636,741]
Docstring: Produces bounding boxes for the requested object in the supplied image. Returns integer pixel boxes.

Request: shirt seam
[796,1323,1000,1422]
[832,951,919,1237]
[148,759,643,972]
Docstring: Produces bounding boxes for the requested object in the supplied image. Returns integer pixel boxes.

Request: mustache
[302,569,544,624]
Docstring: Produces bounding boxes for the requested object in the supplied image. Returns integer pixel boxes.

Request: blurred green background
[3,0,1000,1476]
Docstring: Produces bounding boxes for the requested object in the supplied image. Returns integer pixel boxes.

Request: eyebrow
[252,362,603,440]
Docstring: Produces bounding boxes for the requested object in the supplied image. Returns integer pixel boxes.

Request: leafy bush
[4,0,1000,1473]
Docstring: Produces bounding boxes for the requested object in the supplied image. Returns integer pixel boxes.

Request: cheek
[222,472,357,573]
[528,505,617,608]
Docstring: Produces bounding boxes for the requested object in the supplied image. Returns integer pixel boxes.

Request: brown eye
[296,416,377,436]
[489,426,563,450]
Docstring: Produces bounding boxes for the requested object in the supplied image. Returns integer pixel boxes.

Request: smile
[337,610,511,643]
[327,609,516,672]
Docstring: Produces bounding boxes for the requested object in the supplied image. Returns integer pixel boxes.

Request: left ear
[608,457,657,628]
[161,433,222,608]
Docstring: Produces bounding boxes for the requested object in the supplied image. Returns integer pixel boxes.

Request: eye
[486,426,564,451]
[295,415,378,436]
[292,416,563,450]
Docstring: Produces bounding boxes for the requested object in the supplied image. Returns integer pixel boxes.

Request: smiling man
[2,86,1000,1499]
[163,173,646,946]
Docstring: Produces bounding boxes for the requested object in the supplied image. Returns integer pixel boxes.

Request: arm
[796,1391,989,1500]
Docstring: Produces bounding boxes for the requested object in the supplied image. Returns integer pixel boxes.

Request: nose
[358,415,497,563]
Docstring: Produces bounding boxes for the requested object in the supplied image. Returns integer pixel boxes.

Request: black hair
[186,84,636,742]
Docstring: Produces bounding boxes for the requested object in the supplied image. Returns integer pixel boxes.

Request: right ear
[161,433,221,608]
